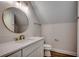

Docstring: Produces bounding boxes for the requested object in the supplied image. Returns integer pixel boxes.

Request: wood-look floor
[50,51,76,57]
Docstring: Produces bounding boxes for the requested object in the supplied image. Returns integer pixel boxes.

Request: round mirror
[2,7,29,33]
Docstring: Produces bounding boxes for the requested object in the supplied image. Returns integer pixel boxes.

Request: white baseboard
[51,48,77,56]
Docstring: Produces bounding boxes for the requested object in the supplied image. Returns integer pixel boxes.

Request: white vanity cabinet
[22,40,44,57]
[5,39,44,57]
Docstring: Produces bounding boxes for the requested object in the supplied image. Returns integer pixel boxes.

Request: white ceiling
[31,1,77,24]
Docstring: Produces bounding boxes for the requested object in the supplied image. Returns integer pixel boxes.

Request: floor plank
[50,51,76,57]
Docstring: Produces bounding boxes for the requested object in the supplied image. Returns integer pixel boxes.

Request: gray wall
[42,23,77,56]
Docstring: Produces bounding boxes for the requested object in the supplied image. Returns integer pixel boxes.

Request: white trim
[51,48,77,56]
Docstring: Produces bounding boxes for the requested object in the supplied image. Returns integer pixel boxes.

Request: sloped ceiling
[31,1,77,24]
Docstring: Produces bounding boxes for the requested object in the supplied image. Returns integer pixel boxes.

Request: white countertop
[0,37,44,57]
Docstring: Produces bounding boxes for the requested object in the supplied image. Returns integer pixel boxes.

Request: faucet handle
[20,35,25,40]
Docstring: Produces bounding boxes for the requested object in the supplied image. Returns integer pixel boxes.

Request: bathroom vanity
[0,37,44,57]
[0,2,44,57]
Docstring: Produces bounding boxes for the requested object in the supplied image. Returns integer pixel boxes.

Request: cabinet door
[8,50,21,57]
[28,45,44,57]
[22,40,44,57]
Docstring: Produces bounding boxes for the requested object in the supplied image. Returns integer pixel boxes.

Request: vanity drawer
[7,50,21,57]
[22,40,44,57]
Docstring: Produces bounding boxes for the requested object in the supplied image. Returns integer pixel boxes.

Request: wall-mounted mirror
[2,7,29,33]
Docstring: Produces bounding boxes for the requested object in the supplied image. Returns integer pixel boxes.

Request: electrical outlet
[54,39,59,42]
